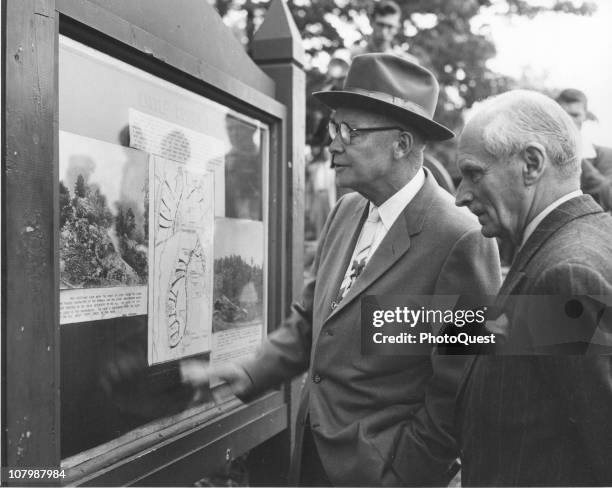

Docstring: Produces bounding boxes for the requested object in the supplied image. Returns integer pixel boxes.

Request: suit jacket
[241,170,501,486]
[581,144,612,212]
[458,195,612,486]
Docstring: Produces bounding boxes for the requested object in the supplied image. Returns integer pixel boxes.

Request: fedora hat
[313,53,454,141]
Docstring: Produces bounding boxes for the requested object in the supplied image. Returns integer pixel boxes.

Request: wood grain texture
[4,0,60,468]
[253,9,306,481]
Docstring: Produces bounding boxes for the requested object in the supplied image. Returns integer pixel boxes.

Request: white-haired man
[455,90,612,485]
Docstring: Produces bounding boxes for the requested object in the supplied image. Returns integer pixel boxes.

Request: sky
[214,218,264,264]
[478,0,612,146]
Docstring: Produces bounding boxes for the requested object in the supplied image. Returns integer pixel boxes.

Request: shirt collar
[520,190,583,248]
[581,132,597,159]
[371,169,425,231]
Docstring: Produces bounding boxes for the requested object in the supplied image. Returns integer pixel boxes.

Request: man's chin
[334,174,352,189]
[479,225,498,239]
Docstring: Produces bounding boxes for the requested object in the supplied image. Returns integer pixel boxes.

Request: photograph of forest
[59,132,148,289]
[212,219,265,332]
[213,254,264,331]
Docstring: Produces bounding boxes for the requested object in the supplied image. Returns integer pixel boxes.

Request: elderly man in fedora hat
[181,54,501,486]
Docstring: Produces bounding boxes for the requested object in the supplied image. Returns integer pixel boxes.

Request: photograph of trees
[60,173,148,289]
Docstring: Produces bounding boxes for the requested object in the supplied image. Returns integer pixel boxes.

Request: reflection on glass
[61,318,212,458]
[224,115,263,221]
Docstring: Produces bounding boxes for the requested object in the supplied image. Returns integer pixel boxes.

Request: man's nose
[329,133,345,154]
[455,181,473,207]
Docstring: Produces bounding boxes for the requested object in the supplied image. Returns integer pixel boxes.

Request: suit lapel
[501,195,603,296]
[324,171,437,323]
[457,196,603,400]
[332,207,412,315]
[312,199,368,346]
[329,198,369,296]
[497,268,528,300]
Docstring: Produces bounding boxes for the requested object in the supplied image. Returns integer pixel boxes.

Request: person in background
[556,88,612,212]
[350,0,416,62]
[455,89,612,486]
[306,56,349,236]
[305,145,336,240]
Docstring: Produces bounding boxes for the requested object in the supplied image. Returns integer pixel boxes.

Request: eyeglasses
[328,120,405,145]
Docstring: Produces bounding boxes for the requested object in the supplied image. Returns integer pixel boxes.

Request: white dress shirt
[345,169,425,273]
[581,131,597,159]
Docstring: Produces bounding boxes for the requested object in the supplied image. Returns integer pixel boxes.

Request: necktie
[337,206,381,301]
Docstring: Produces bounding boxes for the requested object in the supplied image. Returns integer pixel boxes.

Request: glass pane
[59,36,269,459]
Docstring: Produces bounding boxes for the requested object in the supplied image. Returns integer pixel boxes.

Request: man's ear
[394,130,414,158]
[522,142,546,185]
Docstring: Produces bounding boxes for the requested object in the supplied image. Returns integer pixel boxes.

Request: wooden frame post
[3,0,61,470]
[250,1,306,483]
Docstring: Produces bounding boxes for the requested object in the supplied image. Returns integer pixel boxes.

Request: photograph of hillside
[59,131,148,289]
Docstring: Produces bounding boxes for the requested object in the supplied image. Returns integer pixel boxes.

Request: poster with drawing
[147,155,215,365]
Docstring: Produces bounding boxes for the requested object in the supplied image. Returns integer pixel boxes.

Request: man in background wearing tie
[181,54,501,486]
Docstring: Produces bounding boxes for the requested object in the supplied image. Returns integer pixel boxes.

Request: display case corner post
[251,0,306,481]
[252,0,305,308]
[3,0,61,469]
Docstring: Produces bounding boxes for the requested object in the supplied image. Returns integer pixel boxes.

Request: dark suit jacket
[581,144,612,212]
[241,170,501,486]
[458,195,612,486]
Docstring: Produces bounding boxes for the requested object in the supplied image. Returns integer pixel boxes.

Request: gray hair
[475,90,581,178]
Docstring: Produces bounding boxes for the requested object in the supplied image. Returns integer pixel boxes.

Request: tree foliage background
[213,0,595,170]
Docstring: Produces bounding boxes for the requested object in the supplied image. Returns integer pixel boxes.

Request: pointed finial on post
[252,0,305,68]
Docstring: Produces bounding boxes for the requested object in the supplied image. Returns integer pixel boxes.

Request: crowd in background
[304,0,612,271]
